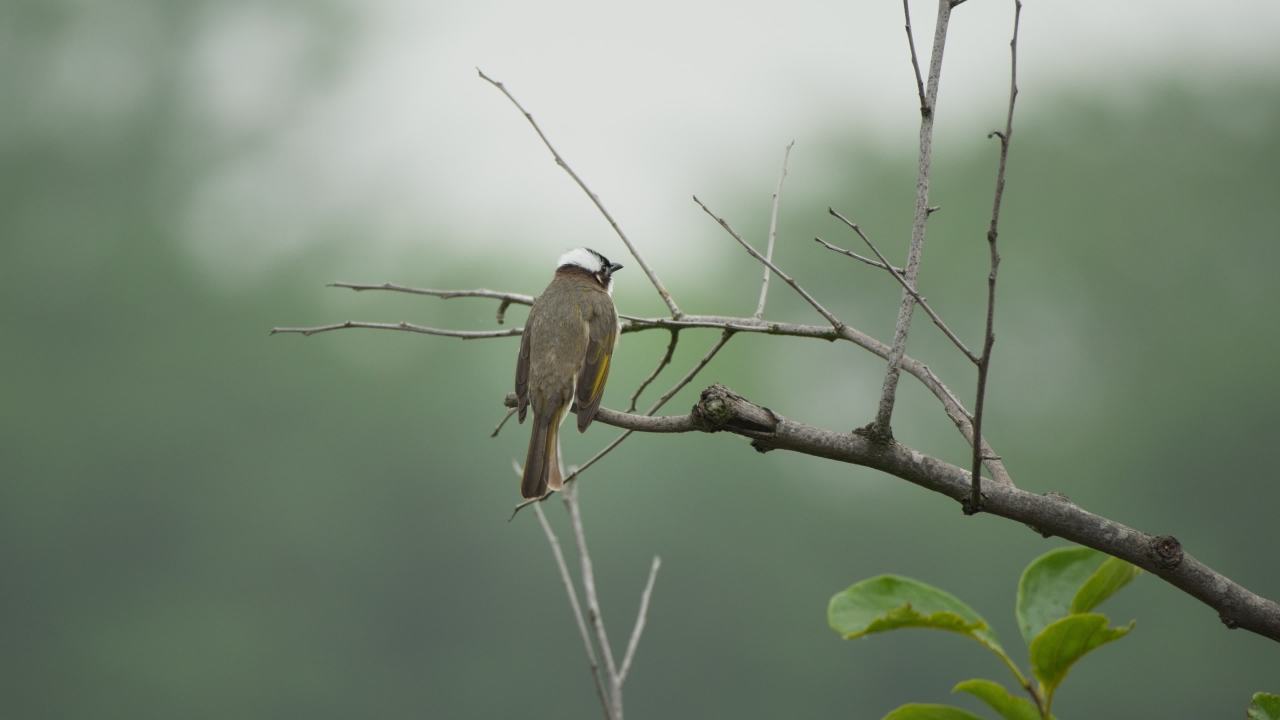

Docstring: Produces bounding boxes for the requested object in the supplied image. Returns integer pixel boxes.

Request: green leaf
[1249,692,1280,720]
[1070,556,1142,614]
[952,679,1041,720]
[828,575,1003,655]
[1016,546,1106,644]
[1029,613,1132,696]
[881,704,987,720]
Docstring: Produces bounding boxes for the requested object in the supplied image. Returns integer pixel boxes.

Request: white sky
[177,0,1280,286]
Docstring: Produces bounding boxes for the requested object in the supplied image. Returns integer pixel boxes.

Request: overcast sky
[175,0,1280,285]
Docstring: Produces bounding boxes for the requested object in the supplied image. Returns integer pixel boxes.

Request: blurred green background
[4,1,1279,718]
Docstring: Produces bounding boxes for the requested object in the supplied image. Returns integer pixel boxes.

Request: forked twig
[532,499,615,720]
[828,207,978,364]
[564,484,623,718]
[693,195,846,333]
[814,236,903,274]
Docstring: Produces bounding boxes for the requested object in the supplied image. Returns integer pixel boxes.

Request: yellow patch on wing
[588,352,610,404]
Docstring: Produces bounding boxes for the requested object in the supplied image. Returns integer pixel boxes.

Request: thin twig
[627,329,680,413]
[902,0,928,114]
[755,141,795,320]
[328,282,534,307]
[490,407,517,438]
[967,0,1021,515]
[828,208,979,364]
[269,321,521,340]
[872,0,955,439]
[814,236,903,274]
[618,556,662,683]
[563,484,623,719]
[477,68,682,319]
[693,195,846,333]
[532,500,615,720]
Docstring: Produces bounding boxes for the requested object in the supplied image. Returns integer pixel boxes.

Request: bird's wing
[574,296,618,432]
[515,321,532,422]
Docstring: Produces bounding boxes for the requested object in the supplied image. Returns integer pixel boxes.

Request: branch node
[691,384,779,435]
[961,493,985,516]
[854,421,894,445]
[1149,535,1184,570]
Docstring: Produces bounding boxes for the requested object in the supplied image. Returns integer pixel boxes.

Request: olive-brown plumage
[515,249,621,499]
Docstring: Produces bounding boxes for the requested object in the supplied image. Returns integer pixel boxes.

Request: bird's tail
[521,405,564,499]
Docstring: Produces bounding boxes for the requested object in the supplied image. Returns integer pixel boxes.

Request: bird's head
[557,247,624,293]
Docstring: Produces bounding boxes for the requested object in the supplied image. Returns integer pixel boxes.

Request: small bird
[515,248,623,499]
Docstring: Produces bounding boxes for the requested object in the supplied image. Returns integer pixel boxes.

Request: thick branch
[477,69,682,319]
[508,385,1280,644]
[874,0,954,438]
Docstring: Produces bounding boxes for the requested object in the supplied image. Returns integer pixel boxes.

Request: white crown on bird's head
[557,247,623,293]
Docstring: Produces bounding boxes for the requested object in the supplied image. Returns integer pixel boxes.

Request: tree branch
[563,484,623,719]
[873,0,954,439]
[755,141,795,320]
[828,207,979,365]
[274,304,1010,486]
[968,0,1022,514]
[618,556,661,683]
[509,385,1280,644]
[692,195,847,334]
[627,329,680,413]
[477,68,682,319]
[532,501,615,720]
[814,236,904,275]
[269,321,522,340]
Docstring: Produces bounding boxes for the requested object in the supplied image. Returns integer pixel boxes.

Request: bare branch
[627,329,680,413]
[902,0,927,114]
[618,555,661,683]
[828,207,979,364]
[693,195,846,333]
[477,68,682,319]
[755,141,795,320]
[967,0,1022,514]
[873,0,955,439]
[274,296,1008,484]
[563,484,623,718]
[814,236,903,274]
[328,282,534,307]
[521,385,1280,645]
[532,500,615,720]
[269,321,522,340]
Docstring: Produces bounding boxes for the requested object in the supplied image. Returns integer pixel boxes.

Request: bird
[515,248,623,499]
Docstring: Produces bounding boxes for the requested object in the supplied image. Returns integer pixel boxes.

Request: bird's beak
[609,262,624,273]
